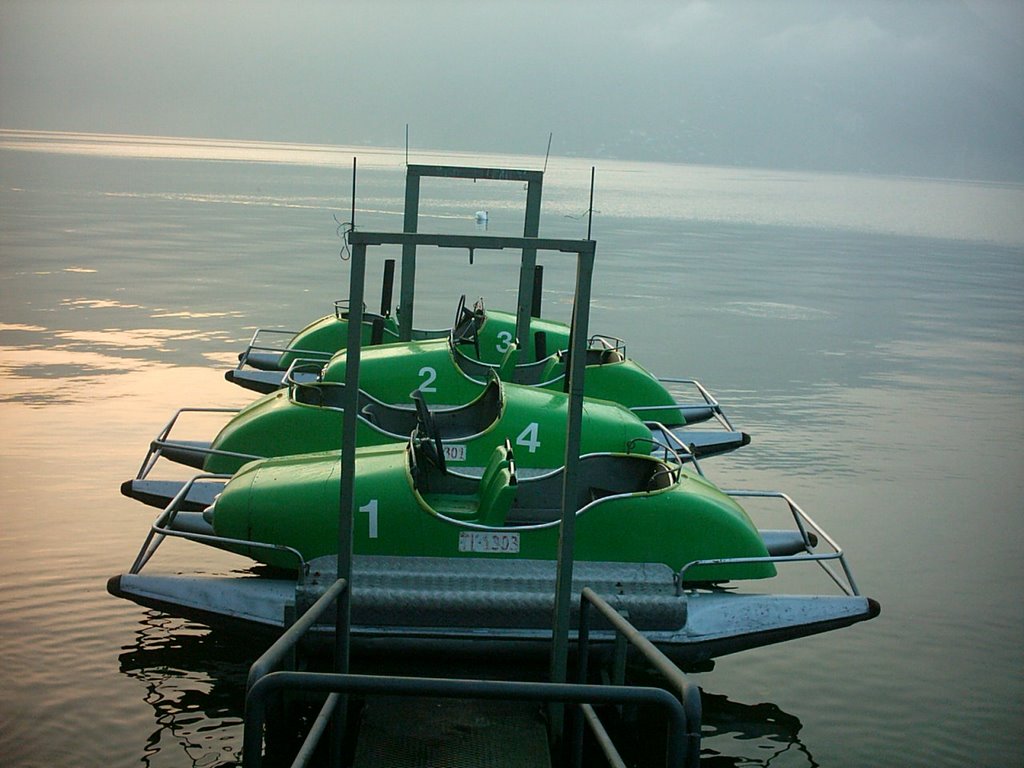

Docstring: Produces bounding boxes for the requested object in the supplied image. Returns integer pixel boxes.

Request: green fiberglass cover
[317,335,687,427]
[276,306,570,371]
[203,375,652,474]
[207,444,774,582]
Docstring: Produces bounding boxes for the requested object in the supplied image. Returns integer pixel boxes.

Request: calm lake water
[1,131,1022,767]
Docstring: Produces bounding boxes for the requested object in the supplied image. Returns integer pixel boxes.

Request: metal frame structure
[234,163,546,373]
[398,165,545,369]
[337,231,596,698]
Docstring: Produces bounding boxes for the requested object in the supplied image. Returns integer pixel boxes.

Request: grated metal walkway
[352,695,552,768]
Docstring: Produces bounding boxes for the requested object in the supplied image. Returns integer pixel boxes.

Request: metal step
[352,695,552,768]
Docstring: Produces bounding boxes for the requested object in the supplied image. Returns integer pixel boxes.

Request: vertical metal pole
[351,157,357,230]
[549,243,595,740]
[587,166,595,240]
[331,240,366,759]
[399,170,420,341]
[531,265,544,318]
[337,242,366,667]
[380,259,396,317]
[513,176,543,379]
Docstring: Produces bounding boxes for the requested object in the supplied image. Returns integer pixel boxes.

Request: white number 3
[495,330,514,354]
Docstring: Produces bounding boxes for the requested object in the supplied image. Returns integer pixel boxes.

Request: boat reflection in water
[698,691,815,767]
[117,615,254,767]
[117,615,819,768]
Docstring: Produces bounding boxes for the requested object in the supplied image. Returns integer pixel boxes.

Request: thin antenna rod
[351,157,357,230]
[543,132,553,174]
[587,166,595,240]
[405,124,409,167]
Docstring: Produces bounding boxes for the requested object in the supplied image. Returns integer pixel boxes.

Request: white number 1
[360,499,379,538]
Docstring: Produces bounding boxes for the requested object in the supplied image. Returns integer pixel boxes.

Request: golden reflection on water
[0,355,257,768]
[0,354,254,574]
[150,309,245,319]
[61,298,144,309]
[0,352,251,469]
[52,327,236,351]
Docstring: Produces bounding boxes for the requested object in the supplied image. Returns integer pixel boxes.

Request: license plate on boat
[459,531,520,553]
[443,444,467,462]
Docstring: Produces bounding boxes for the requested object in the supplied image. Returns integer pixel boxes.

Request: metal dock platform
[352,696,551,768]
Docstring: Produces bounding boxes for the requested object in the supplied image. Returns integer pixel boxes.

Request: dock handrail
[575,586,702,768]
[246,577,351,692]
[243,577,701,768]
[246,671,691,768]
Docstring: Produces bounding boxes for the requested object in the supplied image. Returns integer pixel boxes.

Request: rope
[333,213,353,261]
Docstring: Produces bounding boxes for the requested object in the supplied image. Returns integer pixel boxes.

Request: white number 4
[515,422,541,453]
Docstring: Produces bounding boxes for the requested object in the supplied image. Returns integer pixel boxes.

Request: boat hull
[107,556,879,664]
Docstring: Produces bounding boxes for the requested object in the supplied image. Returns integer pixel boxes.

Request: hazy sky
[2,0,1022,180]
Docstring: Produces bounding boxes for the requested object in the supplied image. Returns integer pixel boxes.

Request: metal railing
[133,406,260,480]
[235,301,406,371]
[646,376,736,432]
[242,578,702,768]
[575,587,702,768]
[236,327,303,369]
[588,334,626,353]
[680,489,861,596]
[633,430,705,476]
[128,473,308,577]
[285,364,346,409]
[282,358,328,385]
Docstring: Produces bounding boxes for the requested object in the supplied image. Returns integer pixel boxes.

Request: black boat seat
[360,403,380,426]
[601,348,624,363]
[360,402,418,435]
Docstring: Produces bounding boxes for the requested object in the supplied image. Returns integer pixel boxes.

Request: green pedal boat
[229,325,703,430]
[109,435,878,662]
[202,439,776,578]
[238,295,570,373]
[127,372,748,488]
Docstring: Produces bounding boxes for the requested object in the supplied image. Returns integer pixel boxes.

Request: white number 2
[495,330,514,354]
[515,422,541,453]
[417,366,437,393]
[360,499,379,538]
